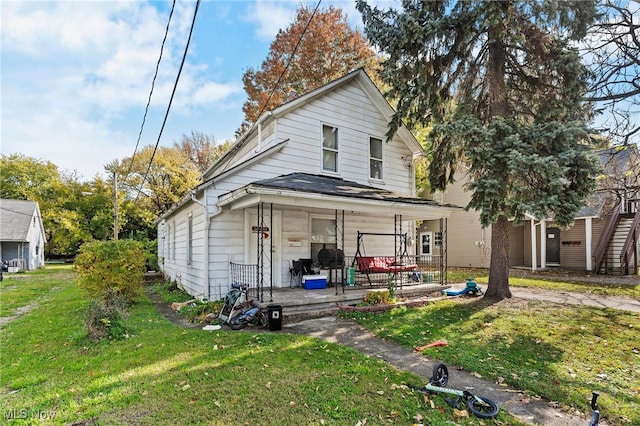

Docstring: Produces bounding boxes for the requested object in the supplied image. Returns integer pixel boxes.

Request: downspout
[191,189,221,301]
[540,220,547,269]
[585,218,593,271]
[531,218,537,272]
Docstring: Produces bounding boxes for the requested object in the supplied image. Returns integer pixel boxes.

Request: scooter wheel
[467,395,499,418]
[430,363,449,387]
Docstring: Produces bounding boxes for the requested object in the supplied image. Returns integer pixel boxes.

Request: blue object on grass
[442,278,483,297]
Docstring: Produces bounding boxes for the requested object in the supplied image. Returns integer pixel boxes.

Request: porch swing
[351,231,418,286]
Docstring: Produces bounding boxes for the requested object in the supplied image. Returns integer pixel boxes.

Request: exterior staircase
[595,212,640,275]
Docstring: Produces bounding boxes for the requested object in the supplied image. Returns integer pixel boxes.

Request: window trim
[321,123,339,174]
[369,136,384,180]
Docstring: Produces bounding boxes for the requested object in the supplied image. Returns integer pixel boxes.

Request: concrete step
[257,283,446,322]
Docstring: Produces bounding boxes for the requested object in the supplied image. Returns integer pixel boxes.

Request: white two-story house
[157,69,457,301]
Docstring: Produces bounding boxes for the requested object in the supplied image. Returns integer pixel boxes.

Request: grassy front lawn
[344,297,640,426]
[1,266,522,425]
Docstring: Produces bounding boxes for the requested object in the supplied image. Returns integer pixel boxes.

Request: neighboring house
[157,69,458,301]
[420,145,640,274]
[0,199,47,271]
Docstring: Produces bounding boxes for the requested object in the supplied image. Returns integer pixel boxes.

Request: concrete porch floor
[254,282,448,321]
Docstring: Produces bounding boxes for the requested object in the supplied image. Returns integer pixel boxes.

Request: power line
[134,0,202,205]
[254,0,322,121]
[124,0,177,181]
[221,0,322,172]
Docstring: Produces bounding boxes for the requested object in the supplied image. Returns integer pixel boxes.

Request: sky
[1,0,367,179]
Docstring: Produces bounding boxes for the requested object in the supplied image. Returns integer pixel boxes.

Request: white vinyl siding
[158,71,427,298]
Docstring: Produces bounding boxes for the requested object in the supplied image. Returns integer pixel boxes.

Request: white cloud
[244,0,297,40]
[0,1,243,178]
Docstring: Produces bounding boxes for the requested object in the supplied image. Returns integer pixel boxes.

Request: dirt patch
[144,289,201,329]
[0,302,40,327]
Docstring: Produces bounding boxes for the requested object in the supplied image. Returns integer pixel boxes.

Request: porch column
[540,220,547,269]
[585,218,593,271]
[530,218,537,272]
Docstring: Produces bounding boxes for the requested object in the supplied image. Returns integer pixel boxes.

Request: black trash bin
[267,305,282,331]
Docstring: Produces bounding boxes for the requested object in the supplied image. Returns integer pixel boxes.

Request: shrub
[84,293,129,341]
[75,239,146,302]
[363,290,394,305]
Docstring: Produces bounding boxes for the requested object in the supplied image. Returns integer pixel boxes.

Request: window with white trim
[322,124,338,173]
[369,137,383,179]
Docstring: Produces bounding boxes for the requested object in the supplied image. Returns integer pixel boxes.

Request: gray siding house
[0,199,46,271]
[157,69,457,301]
[421,145,640,274]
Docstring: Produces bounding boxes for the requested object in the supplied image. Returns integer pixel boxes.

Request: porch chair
[289,258,313,287]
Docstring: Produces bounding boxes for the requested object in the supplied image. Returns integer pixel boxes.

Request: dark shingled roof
[250,173,455,207]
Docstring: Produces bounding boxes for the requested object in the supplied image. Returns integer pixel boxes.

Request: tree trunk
[485,215,512,299]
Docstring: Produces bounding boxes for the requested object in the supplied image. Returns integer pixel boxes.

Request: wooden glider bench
[354,256,418,286]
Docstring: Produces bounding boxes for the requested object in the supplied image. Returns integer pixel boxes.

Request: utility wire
[221,0,322,172]
[124,0,177,181]
[134,0,201,205]
[254,0,322,121]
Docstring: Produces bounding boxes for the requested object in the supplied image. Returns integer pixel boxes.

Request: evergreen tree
[357,0,601,298]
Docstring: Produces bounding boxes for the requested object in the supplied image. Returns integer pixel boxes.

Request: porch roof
[218,173,460,220]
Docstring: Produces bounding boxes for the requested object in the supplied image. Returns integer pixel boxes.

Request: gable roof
[202,68,422,181]
[0,199,41,242]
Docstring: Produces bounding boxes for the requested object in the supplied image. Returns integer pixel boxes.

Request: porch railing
[229,262,262,301]
[620,211,640,275]
[593,209,620,273]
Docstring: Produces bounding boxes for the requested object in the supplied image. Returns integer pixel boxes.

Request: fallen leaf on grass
[391,383,409,390]
[454,409,469,418]
[290,401,297,408]
[377,390,385,395]
[471,372,483,378]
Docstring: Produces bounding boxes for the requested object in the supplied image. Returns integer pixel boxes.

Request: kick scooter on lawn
[413,363,500,418]
[588,391,600,426]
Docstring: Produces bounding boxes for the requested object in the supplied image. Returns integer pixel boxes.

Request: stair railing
[593,209,620,273]
[620,211,640,275]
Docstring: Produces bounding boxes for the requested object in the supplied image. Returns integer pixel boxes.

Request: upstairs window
[369,137,383,179]
[322,124,338,173]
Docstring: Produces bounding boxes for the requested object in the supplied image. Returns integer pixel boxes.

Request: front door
[247,210,282,287]
[420,232,433,257]
[546,228,560,264]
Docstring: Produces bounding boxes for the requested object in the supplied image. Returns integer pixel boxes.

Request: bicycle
[588,391,600,426]
[413,363,499,419]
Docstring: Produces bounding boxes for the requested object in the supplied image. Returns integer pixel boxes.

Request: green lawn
[345,293,639,425]
[1,265,522,425]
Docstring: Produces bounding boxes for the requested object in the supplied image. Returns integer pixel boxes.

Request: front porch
[253,281,447,322]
